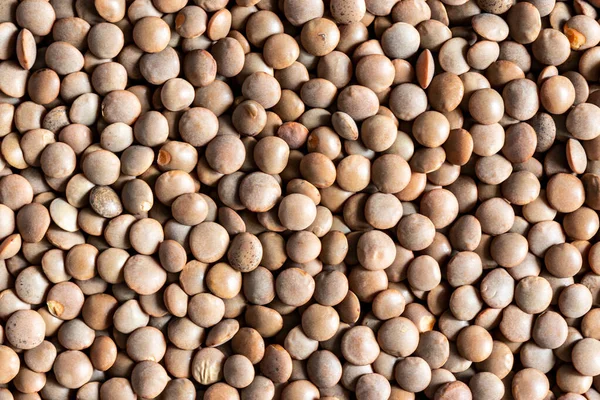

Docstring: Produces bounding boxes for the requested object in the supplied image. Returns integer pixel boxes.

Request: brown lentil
[0,1,594,398]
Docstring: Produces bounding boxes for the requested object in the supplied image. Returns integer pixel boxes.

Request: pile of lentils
[3,0,600,399]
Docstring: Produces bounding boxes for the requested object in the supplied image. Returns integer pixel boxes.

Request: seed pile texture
[1,0,600,399]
